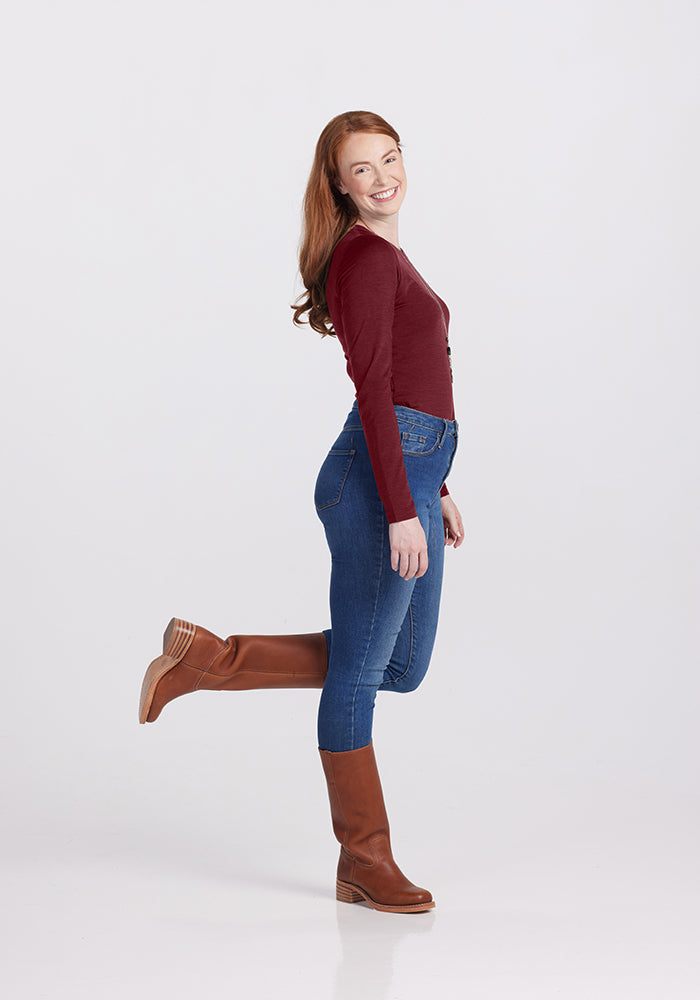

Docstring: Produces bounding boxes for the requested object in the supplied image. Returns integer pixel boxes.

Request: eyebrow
[349,147,398,168]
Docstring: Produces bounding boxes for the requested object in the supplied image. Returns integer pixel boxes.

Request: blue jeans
[315,401,459,751]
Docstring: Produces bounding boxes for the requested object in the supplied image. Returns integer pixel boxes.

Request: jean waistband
[347,399,459,439]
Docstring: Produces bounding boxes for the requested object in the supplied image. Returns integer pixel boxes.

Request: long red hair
[291,111,402,337]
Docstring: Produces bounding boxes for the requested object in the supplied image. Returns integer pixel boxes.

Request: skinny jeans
[315,401,458,752]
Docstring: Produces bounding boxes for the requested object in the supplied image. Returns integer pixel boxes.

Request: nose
[374,164,393,190]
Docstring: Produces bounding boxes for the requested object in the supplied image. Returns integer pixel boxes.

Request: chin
[371,197,404,215]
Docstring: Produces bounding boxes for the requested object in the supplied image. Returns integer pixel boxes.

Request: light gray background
[2,1,698,997]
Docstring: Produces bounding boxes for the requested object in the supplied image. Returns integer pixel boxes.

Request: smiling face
[335,132,407,225]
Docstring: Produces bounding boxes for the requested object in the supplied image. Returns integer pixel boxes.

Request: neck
[356,215,401,250]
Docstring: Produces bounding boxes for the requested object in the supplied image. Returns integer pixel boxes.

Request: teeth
[371,187,397,200]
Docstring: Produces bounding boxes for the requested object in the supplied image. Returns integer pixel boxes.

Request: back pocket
[314,450,355,510]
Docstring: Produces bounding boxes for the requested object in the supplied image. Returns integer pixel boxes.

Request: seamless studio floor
[3,725,698,1000]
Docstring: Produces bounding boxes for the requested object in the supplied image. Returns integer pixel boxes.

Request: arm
[335,240,417,524]
[335,240,429,578]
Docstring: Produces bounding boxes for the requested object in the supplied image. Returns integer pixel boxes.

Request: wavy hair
[291,111,402,337]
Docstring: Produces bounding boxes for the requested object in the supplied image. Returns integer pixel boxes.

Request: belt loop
[438,419,449,449]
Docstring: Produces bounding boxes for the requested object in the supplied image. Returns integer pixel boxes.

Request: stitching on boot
[192,669,208,691]
[343,845,376,871]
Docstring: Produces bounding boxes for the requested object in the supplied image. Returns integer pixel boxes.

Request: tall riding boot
[319,741,435,913]
[139,618,328,723]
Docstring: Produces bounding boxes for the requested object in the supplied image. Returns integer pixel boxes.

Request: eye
[385,156,396,163]
[355,166,368,174]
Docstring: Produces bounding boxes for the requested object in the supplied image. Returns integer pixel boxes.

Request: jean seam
[402,442,441,456]
[398,418,444,434]
[348,509,386,748]
[315,450,356,511]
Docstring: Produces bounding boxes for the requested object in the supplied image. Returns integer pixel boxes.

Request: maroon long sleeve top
[325,224,455,523]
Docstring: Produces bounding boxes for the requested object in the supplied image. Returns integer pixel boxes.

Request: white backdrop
[2,2,698,997]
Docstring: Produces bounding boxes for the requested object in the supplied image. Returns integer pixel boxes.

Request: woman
[139,110,463,914]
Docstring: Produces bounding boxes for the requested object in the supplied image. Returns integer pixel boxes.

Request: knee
[380,659,430,694]
[390,674,424,694]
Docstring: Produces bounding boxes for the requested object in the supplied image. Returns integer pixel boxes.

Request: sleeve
[440,483,449,498]
[335,240,417,523]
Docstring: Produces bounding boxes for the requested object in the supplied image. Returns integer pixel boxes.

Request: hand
[389,516,428,580]
[441,494,464,548]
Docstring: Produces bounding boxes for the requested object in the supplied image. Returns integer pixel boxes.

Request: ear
[335,178,348,196]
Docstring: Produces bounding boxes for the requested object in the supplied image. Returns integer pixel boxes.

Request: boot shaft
[204,632,329,689]
[319,742,391,859]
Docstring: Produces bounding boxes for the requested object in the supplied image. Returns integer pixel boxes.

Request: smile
[370,187,398,201]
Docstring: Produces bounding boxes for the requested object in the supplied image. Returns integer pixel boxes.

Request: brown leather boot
[139,618,328,723]
[319,741,435,913]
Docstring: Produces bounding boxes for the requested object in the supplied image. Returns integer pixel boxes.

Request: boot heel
[139,619,197,724]
[163,618,196,658]
[336,879,364,904]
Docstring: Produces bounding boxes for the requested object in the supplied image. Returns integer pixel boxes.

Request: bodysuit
[325,224,455,523]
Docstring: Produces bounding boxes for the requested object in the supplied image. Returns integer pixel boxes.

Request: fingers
[443,508,465,549]
[414,551,428,578]
[392,537,428,580]
[452,509,465,548]
[388,517,428,580]
[398,547,427,580]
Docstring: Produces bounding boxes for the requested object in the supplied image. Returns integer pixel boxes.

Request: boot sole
[336,878,435,913]
[138,618,197,724]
